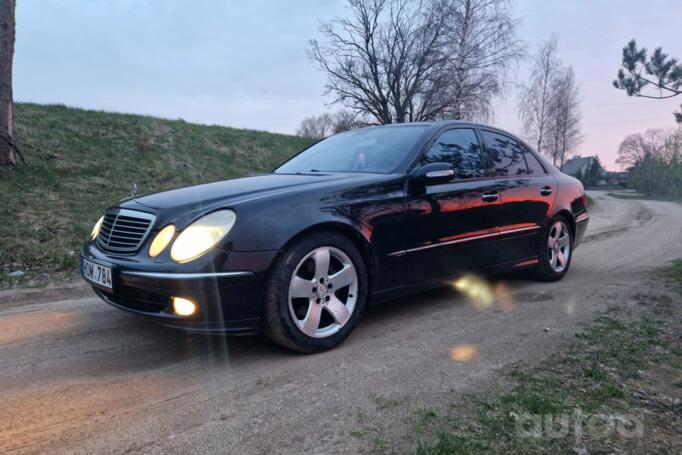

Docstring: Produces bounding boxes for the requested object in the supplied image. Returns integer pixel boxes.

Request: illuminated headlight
[170,210,236,263]
[149,224,176,258]
[90,216,104,241]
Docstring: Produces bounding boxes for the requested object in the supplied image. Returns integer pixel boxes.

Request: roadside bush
[619,128,682,199]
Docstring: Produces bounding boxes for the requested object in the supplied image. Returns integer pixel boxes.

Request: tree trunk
[0,0,16,167]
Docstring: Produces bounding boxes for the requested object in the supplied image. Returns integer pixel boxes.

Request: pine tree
[614,40,682,123]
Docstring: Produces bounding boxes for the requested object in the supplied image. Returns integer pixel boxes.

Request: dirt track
[1,192,681,454]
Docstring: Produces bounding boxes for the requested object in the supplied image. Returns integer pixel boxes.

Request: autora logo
[513,408,644,442]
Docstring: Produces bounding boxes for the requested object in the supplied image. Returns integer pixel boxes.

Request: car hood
[119,172,382,215]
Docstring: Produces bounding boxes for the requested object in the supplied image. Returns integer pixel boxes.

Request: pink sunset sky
[14,0,682,170]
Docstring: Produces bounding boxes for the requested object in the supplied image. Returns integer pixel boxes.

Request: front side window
[275,125,428,174]
[422,128,487,180]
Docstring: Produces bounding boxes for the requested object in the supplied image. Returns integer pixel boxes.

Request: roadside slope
[0,103,313,287]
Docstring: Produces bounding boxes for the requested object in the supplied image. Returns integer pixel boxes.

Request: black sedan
[81,121,589,352]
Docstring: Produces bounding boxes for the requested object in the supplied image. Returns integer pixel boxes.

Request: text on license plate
[82,258,113,290]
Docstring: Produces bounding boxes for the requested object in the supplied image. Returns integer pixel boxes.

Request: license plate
[81,257,113,290]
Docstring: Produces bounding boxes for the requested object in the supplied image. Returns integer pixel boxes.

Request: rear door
[402,127,501,283]
[480,129,557,264]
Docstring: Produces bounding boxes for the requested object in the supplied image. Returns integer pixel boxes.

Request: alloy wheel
[548,220,571,273]
[287,246,359,338]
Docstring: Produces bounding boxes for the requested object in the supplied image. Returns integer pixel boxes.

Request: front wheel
[262,231,368,353]
[530,216,573,282]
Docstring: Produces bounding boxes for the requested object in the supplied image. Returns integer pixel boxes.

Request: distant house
[602,171,628,188]
[560,155,595,177]
[561,155,628,188]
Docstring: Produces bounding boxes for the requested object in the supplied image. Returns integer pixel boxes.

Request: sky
[14,0,682,170]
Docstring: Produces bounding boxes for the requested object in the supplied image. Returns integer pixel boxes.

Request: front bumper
[81,242,280,334]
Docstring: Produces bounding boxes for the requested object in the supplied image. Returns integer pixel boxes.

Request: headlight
[90,216,104,241]
[149,224,176,258]
[170,210,236,263]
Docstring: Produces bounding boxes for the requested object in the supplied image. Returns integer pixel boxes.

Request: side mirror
[410,162,455,186]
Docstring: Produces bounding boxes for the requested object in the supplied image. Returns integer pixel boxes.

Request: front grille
[96,209,156,254]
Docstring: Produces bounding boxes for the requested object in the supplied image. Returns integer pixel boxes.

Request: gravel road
[1,191,681,454]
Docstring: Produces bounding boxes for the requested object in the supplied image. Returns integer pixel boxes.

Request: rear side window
[422,128,487,179]
[482,130,547,177]
[524,147,547,175]
[481,131,528,177]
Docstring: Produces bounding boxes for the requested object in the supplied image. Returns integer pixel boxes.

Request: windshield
[275,125,428,174]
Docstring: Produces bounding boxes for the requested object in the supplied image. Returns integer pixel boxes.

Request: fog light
[172,297,196,316]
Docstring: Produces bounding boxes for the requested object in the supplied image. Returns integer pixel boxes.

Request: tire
[530,215,574,282]
[261,231,368,353]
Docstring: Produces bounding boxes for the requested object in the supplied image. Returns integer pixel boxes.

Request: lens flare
[454,275,494,310]
[494,281,514,312]
[449,344,477,362]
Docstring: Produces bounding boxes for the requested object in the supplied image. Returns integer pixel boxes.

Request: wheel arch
[553,209,576,239]
[278,222,376,288]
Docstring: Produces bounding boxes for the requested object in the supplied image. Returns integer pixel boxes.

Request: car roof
[357,121,551,166]
[361,120,513,135]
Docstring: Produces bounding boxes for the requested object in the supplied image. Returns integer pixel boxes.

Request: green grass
[659,259,682,287]
[0,103,313,288]
[351,262,682,454]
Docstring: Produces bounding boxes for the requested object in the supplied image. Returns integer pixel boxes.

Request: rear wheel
[530,216,573,282]
[262,231,368,353]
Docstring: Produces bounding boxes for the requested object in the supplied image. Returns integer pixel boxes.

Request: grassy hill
[0,103,313,288]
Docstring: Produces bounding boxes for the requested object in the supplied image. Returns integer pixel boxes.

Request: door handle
[481,192,499,202]
[540,186,553,196]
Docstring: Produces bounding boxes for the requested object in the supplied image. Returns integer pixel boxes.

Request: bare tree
[445,0,525,121]
[308,0,522,124]
[617,129,663,168]
[518,35,560,155]
[331,109,362,133]
[297,113,334,139]
[617,133,648,168]
[663,127,682,161]
[546,66,582,168]
[617,128,682,167]
[0,0,19,166]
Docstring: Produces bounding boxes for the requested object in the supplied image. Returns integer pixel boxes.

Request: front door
[480,130,557,264]
[403,128,501,283]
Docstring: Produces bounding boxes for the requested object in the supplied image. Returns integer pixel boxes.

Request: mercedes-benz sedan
[82,121,589,352]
